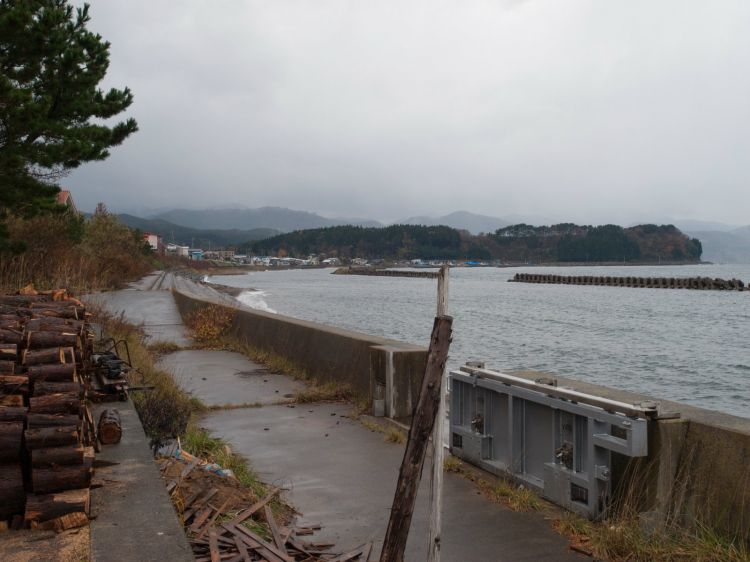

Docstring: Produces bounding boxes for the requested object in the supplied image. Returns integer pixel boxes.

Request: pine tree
[0,0,137,227]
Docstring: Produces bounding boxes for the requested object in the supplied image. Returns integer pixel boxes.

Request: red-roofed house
[143,232,164,253]
[56,190,78,213]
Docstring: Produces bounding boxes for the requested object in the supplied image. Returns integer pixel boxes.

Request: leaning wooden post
[380,314,453,562]
[427,266,449,562]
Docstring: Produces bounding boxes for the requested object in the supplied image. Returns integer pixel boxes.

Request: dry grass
[443,456,463,473]
[293,381,354,404]
[146,340,184,355]
[358,417,407,444]
[553,511,750,562]
[384,426,406,444]
[95,309,203,448]
[0,212,154,292]
[184,304,236,347]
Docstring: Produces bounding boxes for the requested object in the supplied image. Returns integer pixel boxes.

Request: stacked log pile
[510,273,747,291]
[0,289,95,531]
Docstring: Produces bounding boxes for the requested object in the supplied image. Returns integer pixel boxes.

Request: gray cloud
[69,0,750,225]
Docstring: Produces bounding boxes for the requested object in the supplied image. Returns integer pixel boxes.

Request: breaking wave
[236,289,277,314]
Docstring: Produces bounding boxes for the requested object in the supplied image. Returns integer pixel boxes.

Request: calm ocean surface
[210,265,750,418]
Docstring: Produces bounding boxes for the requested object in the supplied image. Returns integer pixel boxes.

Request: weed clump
[384,426,406,444]
[294,381,354,404]
[96,310,203,449]
[185,304,236,346]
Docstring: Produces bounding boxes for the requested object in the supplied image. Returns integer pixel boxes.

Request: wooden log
[0,374,29,395]
[32,464,91,494]
[0,395,24,407]
[27,413,80,428]
[33,381,82,398]
[0,294,47,304]
[83,446,94,470]
[0,329,22,345]
[0,360,15,374]
[381,315,453,562]
[0,407,27,423]
[29,392,80,415]
[26,316,79,329]
[31,446,85,467]
[62,346,82,365]
[26,331,80,350]
[24,323,82,336]
[22,347,65,366]
[27,363,76,383]
[32,511,88,531]
[97,409,122,445]
[0,344,17,360]
[25,426,78,450]
[24,488,90,523]
[29,304,82,320]
[0,422,24,461]
[0,463,25,519]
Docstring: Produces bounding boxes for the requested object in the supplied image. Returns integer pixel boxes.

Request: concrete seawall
[171,281,427,420]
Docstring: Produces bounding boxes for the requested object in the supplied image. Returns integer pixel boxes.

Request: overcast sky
[69,1,750,225]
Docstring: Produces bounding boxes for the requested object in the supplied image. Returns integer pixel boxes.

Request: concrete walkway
[156,349,305,407]
[90,401,193,562]
[100,273,587,562]
[91,272,192,346]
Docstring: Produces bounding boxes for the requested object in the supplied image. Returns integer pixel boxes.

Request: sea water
[210,264,750,418]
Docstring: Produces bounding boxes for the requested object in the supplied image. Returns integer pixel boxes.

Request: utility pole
[428,265,449,562]
[380,265,451,562]
[380,314,452,562]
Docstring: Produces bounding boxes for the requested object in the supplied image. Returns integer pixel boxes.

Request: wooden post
[428,266,449,562]
[380,314,452,562]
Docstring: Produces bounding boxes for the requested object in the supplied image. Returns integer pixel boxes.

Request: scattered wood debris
[159,454,373,561]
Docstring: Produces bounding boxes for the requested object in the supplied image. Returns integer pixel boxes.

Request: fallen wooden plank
[225,487,279,528]
[326,543,372,562]
[285,536,315,558]
[222,523,291,562]
[197,496,233,540]
[189,506,214,534]
[264,504,289,556]
[233,535,252,562]
[209,528,221,562]
[184,487,219,520]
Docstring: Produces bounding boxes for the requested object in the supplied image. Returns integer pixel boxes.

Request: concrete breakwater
[334,267,440,279]
[510,272,747,290]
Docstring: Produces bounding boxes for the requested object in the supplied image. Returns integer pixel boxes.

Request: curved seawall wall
[171,280,427,421]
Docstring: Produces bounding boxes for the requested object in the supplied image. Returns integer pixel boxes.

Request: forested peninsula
[247,223,703,263]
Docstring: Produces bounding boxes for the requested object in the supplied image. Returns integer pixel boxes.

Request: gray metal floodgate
[156,349,306,406]
[201,403,588,562]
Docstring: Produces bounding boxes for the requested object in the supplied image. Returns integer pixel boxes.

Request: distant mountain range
[398,211,509,234]
[116,214,278,247]
[683,226,750,264]
[115,205,749,262]
[149,207,383,232]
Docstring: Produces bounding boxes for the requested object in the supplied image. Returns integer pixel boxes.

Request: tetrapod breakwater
[509,272,747,290]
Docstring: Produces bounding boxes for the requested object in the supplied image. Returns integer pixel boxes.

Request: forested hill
[247,223,703,263]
